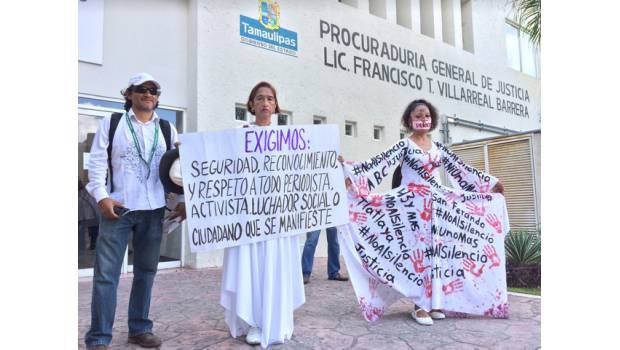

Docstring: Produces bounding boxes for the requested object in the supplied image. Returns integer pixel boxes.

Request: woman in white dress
[220,81,305,347]
[339,99,508,325]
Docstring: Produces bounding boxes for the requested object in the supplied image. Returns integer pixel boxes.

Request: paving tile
[78,258,540,349]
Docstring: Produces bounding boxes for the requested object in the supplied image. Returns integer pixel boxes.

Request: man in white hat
[84,73,186,349]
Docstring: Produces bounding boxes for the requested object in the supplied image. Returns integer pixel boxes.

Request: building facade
[78,0,541,274]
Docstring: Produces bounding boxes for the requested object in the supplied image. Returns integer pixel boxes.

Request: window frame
[504,20,540,77]
[344,121,357,137]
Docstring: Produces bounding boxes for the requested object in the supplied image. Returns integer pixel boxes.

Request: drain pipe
[441,114,519,144]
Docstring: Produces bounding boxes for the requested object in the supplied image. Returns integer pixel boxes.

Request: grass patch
[508,287,541,296]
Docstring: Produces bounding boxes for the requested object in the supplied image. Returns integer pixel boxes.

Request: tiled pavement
[78,258,540,349]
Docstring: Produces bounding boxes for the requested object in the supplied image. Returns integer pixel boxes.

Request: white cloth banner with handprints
[338,139,510,321]
[178,124,349,252]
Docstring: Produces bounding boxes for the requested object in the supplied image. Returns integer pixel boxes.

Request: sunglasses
[132,86,161,96]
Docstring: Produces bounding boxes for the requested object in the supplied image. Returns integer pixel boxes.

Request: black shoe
[328,272,349,281]
[303,274,310,284]
[128,332,162,348]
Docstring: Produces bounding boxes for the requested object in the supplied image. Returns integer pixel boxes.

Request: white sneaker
[429,309,446,320]
[412,307,434,326]
[245,327,261,345]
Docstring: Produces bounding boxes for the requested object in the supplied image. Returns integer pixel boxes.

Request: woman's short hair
[246,81,280,115]
[401,99,439,132]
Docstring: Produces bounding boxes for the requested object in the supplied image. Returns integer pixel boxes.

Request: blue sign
[239,14,298,57]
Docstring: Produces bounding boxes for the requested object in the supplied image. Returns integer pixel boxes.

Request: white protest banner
[178,124,349,252]
[338,140,509,321]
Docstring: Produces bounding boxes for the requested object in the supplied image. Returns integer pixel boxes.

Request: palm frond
[512,0,541,47]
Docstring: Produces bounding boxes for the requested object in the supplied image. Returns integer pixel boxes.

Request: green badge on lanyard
[125,113,159,180]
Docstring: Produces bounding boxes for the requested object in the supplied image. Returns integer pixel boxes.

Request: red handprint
[423,275,432,298]
[485,214,502,234]
[463,257,485,277]
[410,249,431,273]
[442,279,464,295]
[417,198,432,221]
[369,278,380,299]
[358,297,385,322]
[475,178,491,193]
[368,194,383,207]
[422,154,441,174]
[355,177,370,198]
[407,182,431,196]
[483,245,501,269]
[349,211,367,223]
[445,191,461,204]
[416,231,430,244]
[465,201,486,216]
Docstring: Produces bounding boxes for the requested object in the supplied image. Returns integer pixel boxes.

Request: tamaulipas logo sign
[240,0,298,57]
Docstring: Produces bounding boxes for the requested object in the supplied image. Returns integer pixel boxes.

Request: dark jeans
[301,227,340,278]
[85,208,164,347]
[88,225,99,249]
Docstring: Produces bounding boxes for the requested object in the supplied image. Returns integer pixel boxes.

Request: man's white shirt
[86,109,180,211]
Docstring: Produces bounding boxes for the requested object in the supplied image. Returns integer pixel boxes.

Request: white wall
[78,0,189,109]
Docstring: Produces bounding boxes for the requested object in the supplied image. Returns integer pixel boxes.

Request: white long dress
[219,124,305,348]
[338,138,510,321]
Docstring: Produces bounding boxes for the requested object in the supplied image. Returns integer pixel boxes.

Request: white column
[358,0,370,13]
[452,0,463,50]
[432,0,443,41]
[410,0,422,34]
[386,0,397,24]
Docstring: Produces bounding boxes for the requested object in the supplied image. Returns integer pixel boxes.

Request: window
[235,104,248,121]
[369,0,387,19]
[461,0,474,53]
[441,0,455,46]
[420,0,435,38]
[396,0,412,29]
[345,121,357,137]
[78,96,183,131]
[277,112,291,125]
[339,0,358,8]
[313,116,327,125]
[505,21,539,77]
[373,125,384,140]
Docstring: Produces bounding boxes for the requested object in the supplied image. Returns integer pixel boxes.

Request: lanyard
[125,113,159,179]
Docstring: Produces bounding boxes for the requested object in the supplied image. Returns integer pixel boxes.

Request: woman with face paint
[338,99,508,326]
[402,99,501,324]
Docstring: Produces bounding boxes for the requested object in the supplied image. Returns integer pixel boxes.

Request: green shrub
[504,230,541,266]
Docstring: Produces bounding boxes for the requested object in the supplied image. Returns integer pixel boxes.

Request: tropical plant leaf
[504,230,541,266]
[512,0,541,47]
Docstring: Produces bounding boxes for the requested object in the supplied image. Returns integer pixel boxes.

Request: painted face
[129,82,159,112]
[410,104,431,131]
[250,86,277,123]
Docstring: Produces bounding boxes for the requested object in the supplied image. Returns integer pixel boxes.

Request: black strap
[107,113,123,193]
[391,165,402,189]
[106,112,172,192]
[159,118,172,151]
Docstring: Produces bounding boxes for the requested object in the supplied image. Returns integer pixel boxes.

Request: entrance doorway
[78,96,185,277]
